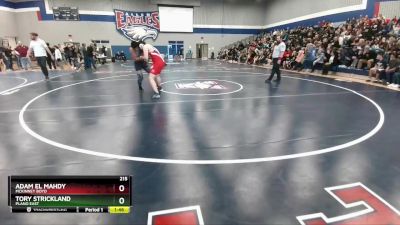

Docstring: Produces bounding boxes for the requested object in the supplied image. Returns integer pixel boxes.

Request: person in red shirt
[15,43,30,70]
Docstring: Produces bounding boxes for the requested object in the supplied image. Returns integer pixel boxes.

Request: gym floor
[0,60,399,224]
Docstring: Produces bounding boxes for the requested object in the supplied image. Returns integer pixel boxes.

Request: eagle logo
[115,10,160,42]
[122,26,158,41]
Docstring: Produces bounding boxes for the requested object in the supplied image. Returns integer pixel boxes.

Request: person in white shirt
[54,46,62,61]
[26,33,54,80]
[54,46,62,68]
[266,36,286,83]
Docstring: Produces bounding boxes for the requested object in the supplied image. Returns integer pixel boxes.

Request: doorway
[168,41,184,61]
[196,43,208,59]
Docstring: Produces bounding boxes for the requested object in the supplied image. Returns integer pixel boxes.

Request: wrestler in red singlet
[139,43,166,99]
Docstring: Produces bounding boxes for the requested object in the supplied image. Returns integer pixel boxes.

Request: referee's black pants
[36,56,49,78]
[268,58,281,81]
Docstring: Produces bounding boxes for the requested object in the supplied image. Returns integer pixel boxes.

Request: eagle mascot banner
[114,9,160,41]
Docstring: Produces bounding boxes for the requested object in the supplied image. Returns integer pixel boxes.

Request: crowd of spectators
[218,15,400,89]
[0,40,106,73]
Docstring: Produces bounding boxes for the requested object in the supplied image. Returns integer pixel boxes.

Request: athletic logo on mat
[114,9,160,41]
[148,205,204,225]
[297,182,400,225]
[175,81,227,90]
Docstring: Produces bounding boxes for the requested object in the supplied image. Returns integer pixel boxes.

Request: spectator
[86,43,96,70]
[54,46,63,68]
[15,43,30,70]
[80,43,86,62]
[14,42,23,69]
[80,43,87,67]
[391,67,400,88]
[64,45,72,66]
[4,46,13,71]
[303,41,317,70]
[367,54,386,82]
[46,43,57,70]
[311,47,326,72]
[0,51,6,72]
[322,48,340,75]
[293,47,305,71]
[384,54,400,85]
[218,15,400,79]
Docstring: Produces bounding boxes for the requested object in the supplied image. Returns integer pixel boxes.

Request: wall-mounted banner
[114,10,160,41]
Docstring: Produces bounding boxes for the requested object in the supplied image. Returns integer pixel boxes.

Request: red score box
[16,184,130,195]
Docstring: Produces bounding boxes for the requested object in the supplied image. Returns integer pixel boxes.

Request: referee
[266,36,286,83]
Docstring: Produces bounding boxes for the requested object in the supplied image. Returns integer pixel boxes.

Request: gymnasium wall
[263,0,375,30]
[9,0,266,57]
[14,11,251,58]
[2,0,382,54]
[46,0,266,26]
[0,10,17,37]
[376,0,400,19]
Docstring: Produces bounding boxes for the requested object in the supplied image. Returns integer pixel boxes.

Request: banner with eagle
[114,9,160,41]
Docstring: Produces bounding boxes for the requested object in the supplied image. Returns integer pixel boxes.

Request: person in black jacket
[322,48,340,75]
[46,43,56,70]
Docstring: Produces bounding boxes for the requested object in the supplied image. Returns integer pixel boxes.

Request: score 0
[116,176,130,206]
[117,176,129,193]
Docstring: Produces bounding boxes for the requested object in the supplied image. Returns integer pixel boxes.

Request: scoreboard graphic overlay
[8,176,132,214]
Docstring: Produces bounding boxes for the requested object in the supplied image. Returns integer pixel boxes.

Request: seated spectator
[311,47,326,72]
[350,45,360,68]
[246,44,256,64]
[239,50,247,63]
[281,48,292,69]
[391,68,400,88]
[303,42,317,70]
[322,48,340,75]
[217,14,400,83]
[120,51,127,62]
[293,47,305,71]
[115,51,121,60]
[383,53,400,85]
[367,54,386,82]
[284,49,297,69]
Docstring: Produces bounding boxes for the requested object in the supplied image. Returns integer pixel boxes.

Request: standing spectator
[101,45,106,55]
[15,43,30,70]
[64,45,72,66]
[54,46,63,68]
[80,43,87,64]
[86,43,96,70]
[4,46,13,71]
[0,51,6,72]
[70,46,81,71]
[266,36,286,83]
[26,32,54,80]
[46,43,57,70]
[14,42,23,69]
